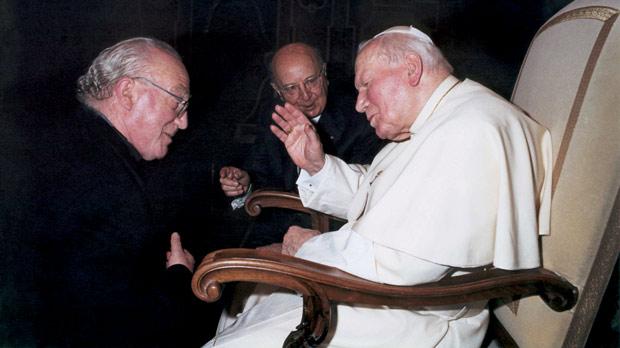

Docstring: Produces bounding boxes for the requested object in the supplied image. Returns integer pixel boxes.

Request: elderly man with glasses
[28,37,206,347]
[219,42,384,248]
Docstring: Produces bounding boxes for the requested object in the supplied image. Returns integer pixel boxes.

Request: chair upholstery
[494,0,620,346]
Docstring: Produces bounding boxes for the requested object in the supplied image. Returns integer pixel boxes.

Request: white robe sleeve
[296,155,369,219]
[297,229,451,286]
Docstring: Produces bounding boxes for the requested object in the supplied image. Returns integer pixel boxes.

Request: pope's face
[272,49,328,118]
[125,50,190,160]
[354,44,413,141]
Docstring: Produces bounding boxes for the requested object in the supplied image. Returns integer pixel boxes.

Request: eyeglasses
[277,66,326,99]
[133,76,190,117]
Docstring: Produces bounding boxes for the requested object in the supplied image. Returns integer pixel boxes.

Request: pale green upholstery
[495,0,620,346]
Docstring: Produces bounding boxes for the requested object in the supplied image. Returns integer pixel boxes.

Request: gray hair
[358,31,453,74]
[76,37,181,102]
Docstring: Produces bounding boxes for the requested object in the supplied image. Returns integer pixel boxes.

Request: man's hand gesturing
[219,166,250,197]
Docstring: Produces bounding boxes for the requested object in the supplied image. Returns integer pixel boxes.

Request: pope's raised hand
[270,103,326,175]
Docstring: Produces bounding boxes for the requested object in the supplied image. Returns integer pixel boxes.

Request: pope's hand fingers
[270,124,288,143]
[272,110,293,134]
[304,124,320,142]
[283,103,311,124]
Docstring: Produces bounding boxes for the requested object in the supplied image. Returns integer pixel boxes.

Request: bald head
[270,43,324,80]
[270,43,328,118]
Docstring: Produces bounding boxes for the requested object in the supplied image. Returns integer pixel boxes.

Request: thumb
[170,232,183,253]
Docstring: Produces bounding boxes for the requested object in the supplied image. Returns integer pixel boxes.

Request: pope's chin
[373,126,395,141]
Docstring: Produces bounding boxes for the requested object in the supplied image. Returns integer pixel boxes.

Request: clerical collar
[409,75,461,135]
[310,114,321,123]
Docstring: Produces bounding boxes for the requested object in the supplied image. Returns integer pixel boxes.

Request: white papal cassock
[205,75,552,347]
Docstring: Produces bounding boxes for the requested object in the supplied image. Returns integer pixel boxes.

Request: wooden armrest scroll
[245,189,342,232]
[192,248,578,347]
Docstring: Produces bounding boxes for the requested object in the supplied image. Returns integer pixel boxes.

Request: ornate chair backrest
[495,0,620,346]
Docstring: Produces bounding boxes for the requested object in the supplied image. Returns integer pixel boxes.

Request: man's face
[354,44,414,141]
[125,50,190,160]
[272,49,328,118]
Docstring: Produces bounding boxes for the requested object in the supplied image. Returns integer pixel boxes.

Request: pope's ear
[113,77,136,111]
[404,53,423,86]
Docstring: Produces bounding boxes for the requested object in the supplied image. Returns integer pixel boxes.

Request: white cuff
[296,155,333,192]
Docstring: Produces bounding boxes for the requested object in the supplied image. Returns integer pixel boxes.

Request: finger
[304,124,321,142]
[222,185,242,193]
[233,169,247,181]
[274,104,293,122]
[183,250,195,263]
[270,124,288,143]
[272,110,293,134]
[170,232,183,254]
[166,251,171,260]
[283,103,311,125]
[220,177,240,186]
[219,168,227,178]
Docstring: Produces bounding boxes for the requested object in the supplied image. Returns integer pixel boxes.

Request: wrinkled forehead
[355,41,382,72]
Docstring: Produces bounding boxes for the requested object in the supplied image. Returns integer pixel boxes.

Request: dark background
[1,0,617,347]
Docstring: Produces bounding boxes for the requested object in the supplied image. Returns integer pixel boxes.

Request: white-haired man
[204,26,552,347]
[32,37,201,347]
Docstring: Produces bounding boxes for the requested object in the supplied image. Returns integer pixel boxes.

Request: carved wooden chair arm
[192,248,578,347]
[244,189,344,232]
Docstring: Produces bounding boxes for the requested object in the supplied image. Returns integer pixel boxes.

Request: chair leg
[283,288,332,348]
[482,311,518,348]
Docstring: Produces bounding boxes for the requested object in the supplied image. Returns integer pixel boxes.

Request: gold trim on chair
[538,6,618,35]
[551,10,618,193]
[513,5,618,194]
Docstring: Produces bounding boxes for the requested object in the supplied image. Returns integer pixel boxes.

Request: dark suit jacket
[240,96,385,246]
[29,105,197,347]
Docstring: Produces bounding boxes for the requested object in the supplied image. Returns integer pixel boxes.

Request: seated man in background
[205,25,552,347]
[219,42,384,247]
